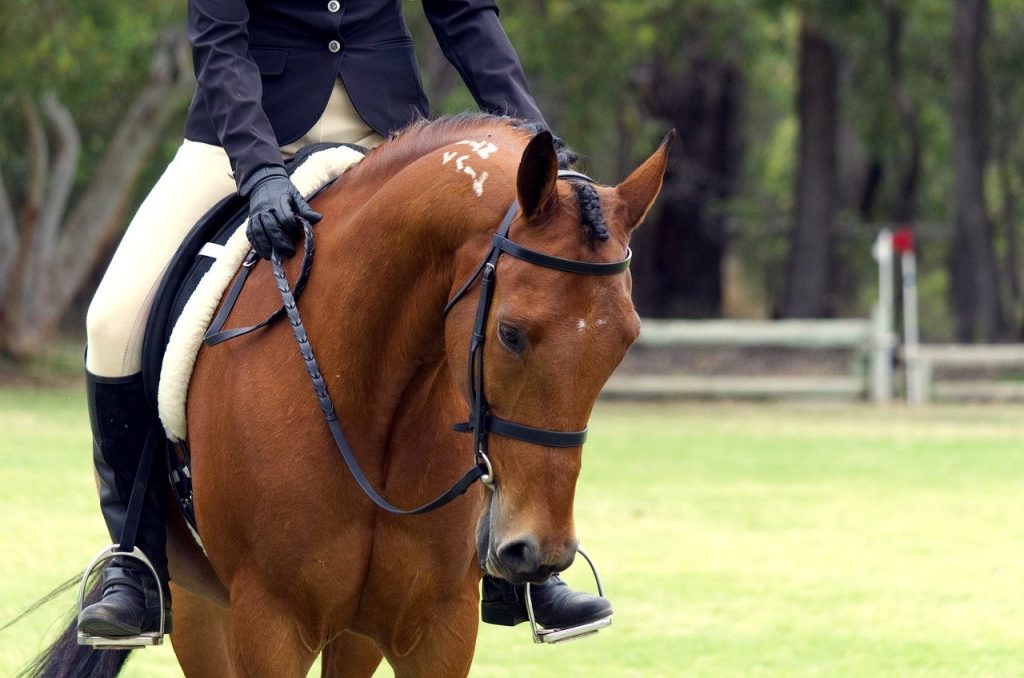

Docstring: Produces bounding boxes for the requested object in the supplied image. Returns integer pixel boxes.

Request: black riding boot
[480,574,612,628]
[77,372,171,638]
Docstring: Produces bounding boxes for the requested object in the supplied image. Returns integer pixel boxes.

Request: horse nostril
[495,535,541,577]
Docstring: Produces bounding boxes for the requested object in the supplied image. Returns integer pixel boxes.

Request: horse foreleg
[169,582,233,678]
[320,630,384,678]
[226,582,319,677]
[384,597,479,678]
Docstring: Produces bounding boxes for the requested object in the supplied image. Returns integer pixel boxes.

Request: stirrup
[76,544,166,649]
[524,545,612,644]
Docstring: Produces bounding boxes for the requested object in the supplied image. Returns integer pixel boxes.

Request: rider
[78,0,612,642]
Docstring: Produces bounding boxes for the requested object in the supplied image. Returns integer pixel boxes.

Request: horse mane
[359,112,530,180]
[354,113,609,244]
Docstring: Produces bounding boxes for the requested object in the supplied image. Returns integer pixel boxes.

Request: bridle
[272,170,631,515]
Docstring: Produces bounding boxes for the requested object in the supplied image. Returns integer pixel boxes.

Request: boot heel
[480,600,528,626]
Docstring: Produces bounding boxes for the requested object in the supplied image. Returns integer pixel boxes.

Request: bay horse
[36,114,671,677]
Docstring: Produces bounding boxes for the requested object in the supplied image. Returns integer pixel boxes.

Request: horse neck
[300,172,506,456]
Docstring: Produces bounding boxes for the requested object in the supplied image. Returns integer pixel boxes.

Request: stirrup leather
[76,545,167,649]
[525,545,612,644]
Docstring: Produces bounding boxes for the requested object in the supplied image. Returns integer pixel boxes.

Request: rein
[270,221,486,514]
[264,170,630,515]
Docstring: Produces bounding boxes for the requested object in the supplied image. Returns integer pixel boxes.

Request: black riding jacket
[185,0,546,191]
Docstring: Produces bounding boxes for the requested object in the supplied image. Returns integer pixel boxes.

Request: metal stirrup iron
[77,425,168,648]
[76,546,166,649]
[524,546,612,644]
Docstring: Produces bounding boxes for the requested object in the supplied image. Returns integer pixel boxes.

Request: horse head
[442,128,674,584]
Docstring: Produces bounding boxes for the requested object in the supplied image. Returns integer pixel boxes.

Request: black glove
[242,165,322,259]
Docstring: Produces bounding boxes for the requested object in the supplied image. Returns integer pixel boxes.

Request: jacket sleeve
[422,0,548,128]
[187,0,284,192]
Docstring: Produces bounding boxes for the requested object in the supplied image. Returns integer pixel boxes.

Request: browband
[491,235,631,275]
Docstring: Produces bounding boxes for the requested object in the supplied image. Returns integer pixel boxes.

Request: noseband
[273,170,630,515]
[444,170,631,487]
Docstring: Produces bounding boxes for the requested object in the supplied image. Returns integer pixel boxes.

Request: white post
[902,250,923,404]
[870,229,895,403]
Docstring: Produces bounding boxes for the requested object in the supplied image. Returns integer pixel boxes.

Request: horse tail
[7,575,131,678]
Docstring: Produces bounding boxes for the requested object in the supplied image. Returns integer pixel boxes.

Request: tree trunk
[1001,159,1021,312]
[0,29,195,359]
[631,43,745,317]
[781,18,840,318]
[885,1,922,225]
[949,0,1003,341]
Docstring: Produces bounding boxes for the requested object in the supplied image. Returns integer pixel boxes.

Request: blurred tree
[949,0,1004,340]
[990,3,1024,334]
[0,0,190,359]
[882,0,922,226]
[634,7,746,317]
[781,15,840,317]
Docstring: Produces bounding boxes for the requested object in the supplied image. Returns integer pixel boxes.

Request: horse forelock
[571,182,611,244]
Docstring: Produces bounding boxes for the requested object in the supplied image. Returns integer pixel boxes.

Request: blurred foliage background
[2,0,1023,362]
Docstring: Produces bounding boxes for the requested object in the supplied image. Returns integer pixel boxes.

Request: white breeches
[86,80,383,377]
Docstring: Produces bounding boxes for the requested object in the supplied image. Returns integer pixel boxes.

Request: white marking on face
[596,318,608,327]
[577,318,587,333]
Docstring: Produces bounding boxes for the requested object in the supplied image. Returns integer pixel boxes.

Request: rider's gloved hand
[241,165,322,260]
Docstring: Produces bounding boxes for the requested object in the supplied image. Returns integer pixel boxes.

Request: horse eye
[497,322,525,353]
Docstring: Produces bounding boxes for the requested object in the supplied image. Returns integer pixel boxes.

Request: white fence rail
[601,231,1021,403]
[603,318,896,403]
[904,344,1024,404]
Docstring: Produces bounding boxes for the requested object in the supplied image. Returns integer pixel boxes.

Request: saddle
[138,141,365,535]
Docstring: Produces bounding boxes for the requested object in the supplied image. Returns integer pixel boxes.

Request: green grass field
[2,386,1023,676]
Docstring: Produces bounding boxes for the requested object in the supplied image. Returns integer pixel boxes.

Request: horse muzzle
[476,484,579,584]
[487,533,578,584]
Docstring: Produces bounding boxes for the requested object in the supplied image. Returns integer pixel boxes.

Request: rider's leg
[78,371,170,636]
[84,140,235,378]
[79,140,235,637]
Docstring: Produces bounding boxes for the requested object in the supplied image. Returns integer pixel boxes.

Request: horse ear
[517,130,559,220]
[616,130,675,232]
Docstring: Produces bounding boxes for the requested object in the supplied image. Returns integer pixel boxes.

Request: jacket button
[328,40,341,53]
[327,0,340,11]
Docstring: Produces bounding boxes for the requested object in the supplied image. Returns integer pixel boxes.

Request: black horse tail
[6,574,131,678]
